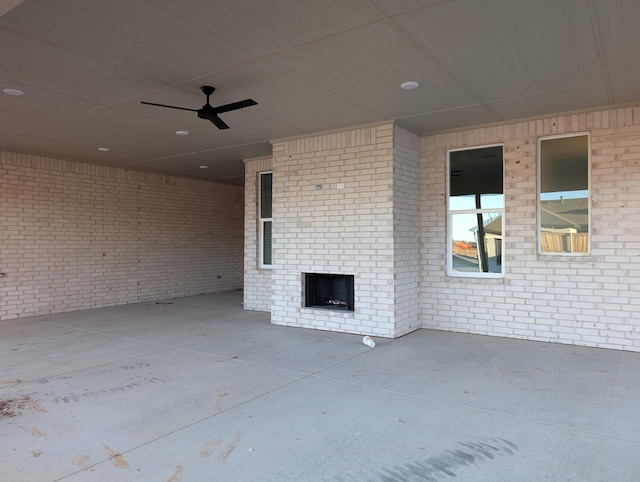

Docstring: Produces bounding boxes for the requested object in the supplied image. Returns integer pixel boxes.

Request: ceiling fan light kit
[141,86,257,130]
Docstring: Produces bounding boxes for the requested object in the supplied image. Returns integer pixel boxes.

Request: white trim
[537,132,590,256]
[446,142,504,155]
[446,144,505,278]
[258,171,273,269]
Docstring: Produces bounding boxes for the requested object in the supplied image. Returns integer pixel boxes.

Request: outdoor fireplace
[304,273,354,311]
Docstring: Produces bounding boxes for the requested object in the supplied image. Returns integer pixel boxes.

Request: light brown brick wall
[0,152,244,320]
[270,124,398,337]
[392,126,421,336]
[421,106,640,351]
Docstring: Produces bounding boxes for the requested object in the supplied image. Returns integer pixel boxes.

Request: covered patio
[1,291,638,481]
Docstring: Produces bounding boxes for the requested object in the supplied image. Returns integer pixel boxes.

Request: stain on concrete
[199,439,223,457]
[333,437,518,481]
[29,401,47,413]
[45,362,162,404]
[0,395,30,418]
[72,454,92,470]
[21,426,47,439]
[119,363,151,370]
[57,424,77,433]
[167,464,184,481]
[218,434,241,462]
[104,444,131,469]
[0,379,24,386]
[52,377,165,403]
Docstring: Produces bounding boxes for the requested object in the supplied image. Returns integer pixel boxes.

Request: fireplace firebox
[304,273,354,311]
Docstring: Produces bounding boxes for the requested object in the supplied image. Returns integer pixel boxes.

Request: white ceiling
[1,0,639,185]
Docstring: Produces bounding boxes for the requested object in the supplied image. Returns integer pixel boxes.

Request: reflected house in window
[476,214,502,269]
[539,134,589,254]
[448,145,504,275]
[540,197,589,253]
[451,214,503,273]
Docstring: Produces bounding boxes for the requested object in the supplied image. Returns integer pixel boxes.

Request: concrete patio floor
[1,290,638,482]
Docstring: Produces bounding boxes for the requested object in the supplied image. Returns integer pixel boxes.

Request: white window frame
[258,171,272,268]
[537,133,590,256]
[446,144,505,278]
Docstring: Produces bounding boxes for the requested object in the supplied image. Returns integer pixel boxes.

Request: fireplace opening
[304,273,354,311]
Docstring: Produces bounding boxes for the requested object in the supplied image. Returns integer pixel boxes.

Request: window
[448,145,504,276]
[538,134,589,254]
[259,172,272,267]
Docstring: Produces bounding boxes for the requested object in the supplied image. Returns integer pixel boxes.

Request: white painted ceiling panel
[396,104,501,134]
[0,110,47,133]
[17,109,229,163]
[488,84,611,121]
[3,0,256,85]
[368,0,442,17]
[192,61,380,134]
[0,131,129,168]
[0,29,168,103]
[393,0,604,102]
[269,22,477,119]
[0,0,638,184]
[608,79,640,105]
[127,146,269,184]
[142,0,382,57]
[0,78,102,122]
[590,0,640,81]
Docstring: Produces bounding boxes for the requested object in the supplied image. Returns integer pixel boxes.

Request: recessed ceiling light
[199,165,209,169]
[400,81,420,90]
[97,147,111,152]
[176,130,190,136]
[3,88,24,96]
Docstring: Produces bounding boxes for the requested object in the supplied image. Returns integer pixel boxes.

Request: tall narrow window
[448,145,504,276]
[538,134,589,254]
[259,172,272,267]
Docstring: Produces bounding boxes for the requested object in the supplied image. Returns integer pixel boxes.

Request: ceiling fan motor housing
[197,106,216,119]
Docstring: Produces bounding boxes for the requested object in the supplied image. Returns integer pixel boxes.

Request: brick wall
[393,126,421,336]
[421,106,640,351]
[269,124,398,337]
[0,152,244,320]
[243,156,273,311]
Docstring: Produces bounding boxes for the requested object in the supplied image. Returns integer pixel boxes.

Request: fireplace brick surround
[245,123,420,338]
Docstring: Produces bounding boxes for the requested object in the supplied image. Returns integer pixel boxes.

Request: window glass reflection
[451,213,503,273]
[539,135,589,254]
[448,145,504,275]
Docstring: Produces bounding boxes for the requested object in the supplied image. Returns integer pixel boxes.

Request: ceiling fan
[141,86,257,130]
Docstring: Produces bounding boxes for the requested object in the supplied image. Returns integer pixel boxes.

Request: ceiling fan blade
[140,101,198,112]
[208,116,230,130]
[214,99,258,114]
[142,88,255,130]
